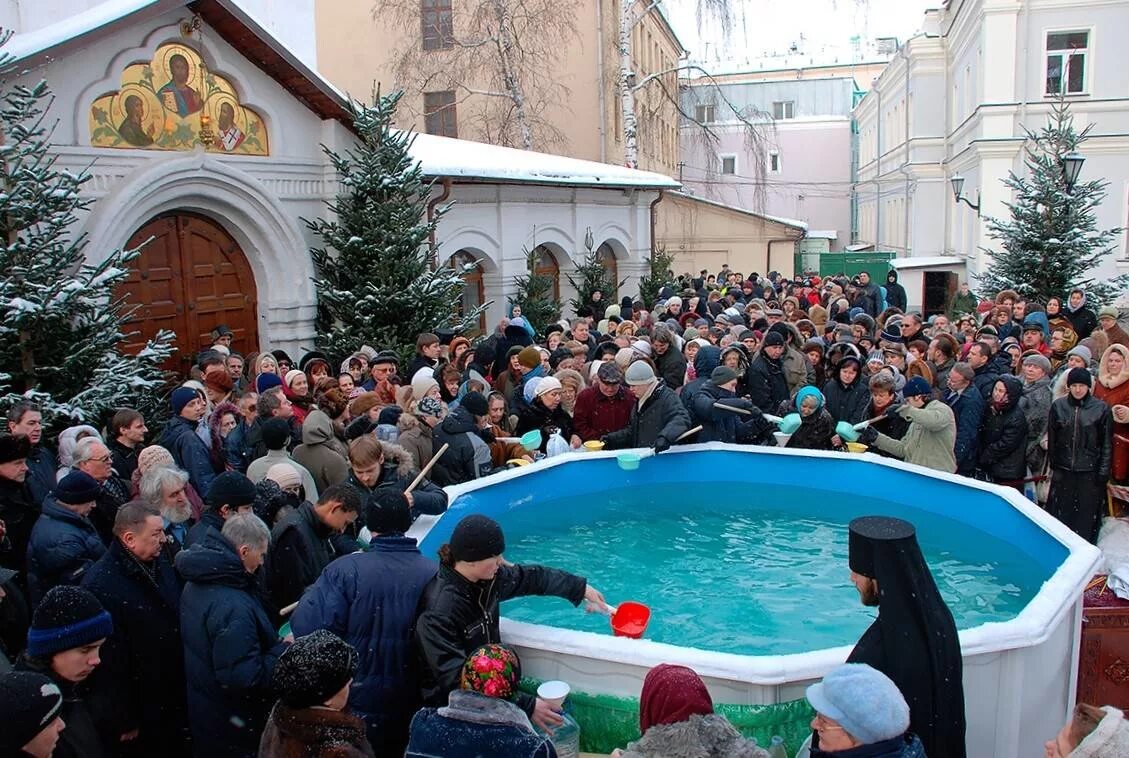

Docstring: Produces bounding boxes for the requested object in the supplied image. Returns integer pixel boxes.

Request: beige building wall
[314,0,680,175]
[655,192,805,279]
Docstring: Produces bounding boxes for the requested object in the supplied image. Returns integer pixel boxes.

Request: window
[720,155,736,175]
[421,0,453,51]
[1045,31,1088,95]
[772,100,795,120]
[768,150,781,173]
[695,103,716,123]
[423,91,457,138]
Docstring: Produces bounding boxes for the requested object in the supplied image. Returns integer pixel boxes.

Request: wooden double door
[116,213,259,374]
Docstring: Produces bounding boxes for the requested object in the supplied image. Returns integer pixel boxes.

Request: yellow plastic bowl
[845,442,868,454]
[507,458,531,466]
[583,440,605,451]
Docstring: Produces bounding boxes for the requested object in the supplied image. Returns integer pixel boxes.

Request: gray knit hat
[624,361,656,386]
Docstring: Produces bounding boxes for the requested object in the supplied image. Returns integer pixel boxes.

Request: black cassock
[846,516,967,758]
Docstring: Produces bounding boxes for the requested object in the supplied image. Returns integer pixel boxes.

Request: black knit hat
[0,671,63,752]
[449,514,505,562]
[27,585,113,658]
[763,331,785,348]
[272,630,358,708]
[0,433,31,465]
[54,471,101,505]
[367,488,412,534]
[461,391,489,418]
[261,417,291,451]
[1067,367,1092,388]
[206,471,257,509]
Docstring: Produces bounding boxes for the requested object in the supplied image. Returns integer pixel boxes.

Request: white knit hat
[266,463,301,491]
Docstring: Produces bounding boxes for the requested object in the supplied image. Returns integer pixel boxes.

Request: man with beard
[845,516,966,757]
[138,466,194,557]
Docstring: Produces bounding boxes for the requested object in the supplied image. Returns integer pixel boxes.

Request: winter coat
[158,415,220,499]
[346,442,447,519]
[944,388,985,476]
[176,528,287,758]
[292,410,350,493]
[978,376,1029,483]
[184,508,224,550]
[247,450,319,504]
[1094,344,1129,482]
[26,496,106,605]
[266,502,342,611]
[514,396,575,453]
[811,734,926,758]
[416,563,586,714]
[224,417,252,472]
[786,408,837,451]
[931,358,955,395]
[872,400,957,473]
[434,406,495,484]
[1020,376,1053,469]
[948,290,979,318]
[396,413,436,474]
[81,539,189,751]
[971,362,1000,402]
[1104,322,1129,348]
[1048,394,1112,476]
[258,702,375,758]
[572,384,634,441]
[883,272,907,312]
[15,656,106,758]
[1067,303,1098,340]
[0,477,39,578]
[692,382,771,444]
[823,366,870,425]
[745,354,790,413]
[406,355,439,384]
[406,690,556,758]
[783,344,816,395]
[618,713,769,758]
[603,381,692,450]
[654,346,688,389]
[108,438,140,483]
[857,282,883,317]
[291,535,437,753]
[25,444,56,507]
[242,416,302,465]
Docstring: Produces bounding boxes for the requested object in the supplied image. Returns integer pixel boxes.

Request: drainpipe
[427,176,452,268]
[874,84,882,250]
[766,231,805,276]
[596,0,607,163]
[649,190,664,256]
[897,42,912,257]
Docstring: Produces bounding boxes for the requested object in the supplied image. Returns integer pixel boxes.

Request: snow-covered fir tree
[979,98,1127,305]
[308,90,481,364]
[0,36,174,430]
[566,228,619,315]
[638,245,675,308]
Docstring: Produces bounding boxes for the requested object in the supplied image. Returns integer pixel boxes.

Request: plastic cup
[537,680,571,708]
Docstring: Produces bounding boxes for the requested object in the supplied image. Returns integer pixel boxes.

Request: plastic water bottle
[768,735,788,758]
[549,711,581,758]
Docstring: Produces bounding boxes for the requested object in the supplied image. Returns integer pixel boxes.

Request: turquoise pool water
[496,483,1045,656]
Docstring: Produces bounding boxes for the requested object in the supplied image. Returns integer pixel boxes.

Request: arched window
[596,242,619,297]
[533,244,561,301]
[450,250,485,335]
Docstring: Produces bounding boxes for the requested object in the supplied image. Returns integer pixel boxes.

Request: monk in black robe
[845,515,967,758]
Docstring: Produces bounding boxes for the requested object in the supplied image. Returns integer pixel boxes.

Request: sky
[661,0,939,72]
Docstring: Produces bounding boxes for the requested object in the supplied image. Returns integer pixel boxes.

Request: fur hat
[272,630,358,709]
[806,664,909,744]
[27,586,113,658]
[0,433,31,465]
[350,392,381,418]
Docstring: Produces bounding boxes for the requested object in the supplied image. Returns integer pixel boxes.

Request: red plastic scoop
[611,601,651,639]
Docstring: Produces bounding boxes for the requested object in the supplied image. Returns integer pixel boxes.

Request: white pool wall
[409,443,1102,758]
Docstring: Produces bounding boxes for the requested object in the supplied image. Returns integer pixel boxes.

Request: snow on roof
[805,229,839,239]
[407,132,680,189]
[6,0,165,64]
[670,191,808,230]
[890,255,966,269]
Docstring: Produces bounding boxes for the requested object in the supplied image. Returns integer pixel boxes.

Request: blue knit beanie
[805,664,909,743]
[54,471,101,505]
[795,385,824,411]
[27,586,113,658]
[903,376,932,398]
[170,386,200,415]
[256,372,283,394]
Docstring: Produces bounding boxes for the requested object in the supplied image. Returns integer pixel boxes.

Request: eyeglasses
[90,455,112,464]
[813,714,845,732]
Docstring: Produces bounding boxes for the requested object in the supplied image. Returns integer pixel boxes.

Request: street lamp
[1061,152,1085,190]
[950,175,980,216]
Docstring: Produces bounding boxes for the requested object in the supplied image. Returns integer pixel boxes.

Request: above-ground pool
[410,444,1100,757]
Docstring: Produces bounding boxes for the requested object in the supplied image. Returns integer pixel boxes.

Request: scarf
[639,664,714,732]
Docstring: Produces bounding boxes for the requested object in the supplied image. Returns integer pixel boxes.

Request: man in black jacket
[6,402,55,507]
[883,270,907,312]
[82,501,189,754]
[603,362,691,452]
[184,471,257,549]
[745,330,791,413]
[346,436,447,520]
[107,408,147,483]
[0,434,38,585]
[415,514,607,732]
[434,392,495,484]
[266,483,360,610]
[1046,369,1113,542]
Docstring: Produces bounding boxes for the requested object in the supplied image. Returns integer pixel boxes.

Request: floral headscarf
[460,644,522,699]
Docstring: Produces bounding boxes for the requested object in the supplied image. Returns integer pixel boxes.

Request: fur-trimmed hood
[1099,344,1129,390]
[378,441,416,477]
[618,714,769,758]
[259,703,374,758]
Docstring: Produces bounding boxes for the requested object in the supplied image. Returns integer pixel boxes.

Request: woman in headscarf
[282,369,312,425]
[1094,344,1129,485]
[611,664,768,758]
[783,386,837,451]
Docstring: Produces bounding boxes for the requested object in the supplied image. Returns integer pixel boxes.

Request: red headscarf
[638,664,714,733]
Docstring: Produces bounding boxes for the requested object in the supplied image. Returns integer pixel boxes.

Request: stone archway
[448,249,486,336]
[118,212,259,373]
[532,244,562,301]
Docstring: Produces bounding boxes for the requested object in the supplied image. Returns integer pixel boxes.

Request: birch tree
[374,0,579,150]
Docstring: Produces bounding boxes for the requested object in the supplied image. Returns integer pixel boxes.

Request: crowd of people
[0,267,1128,756]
